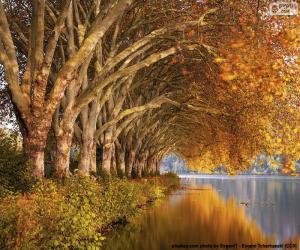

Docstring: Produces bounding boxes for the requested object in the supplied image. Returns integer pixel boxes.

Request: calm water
[104,176,300,250]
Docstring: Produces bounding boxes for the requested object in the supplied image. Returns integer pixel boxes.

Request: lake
[103,176,300,250]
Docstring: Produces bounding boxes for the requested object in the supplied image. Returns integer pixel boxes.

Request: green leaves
[0,129,33,194]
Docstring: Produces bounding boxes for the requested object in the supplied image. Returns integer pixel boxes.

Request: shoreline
[178,174,300,179]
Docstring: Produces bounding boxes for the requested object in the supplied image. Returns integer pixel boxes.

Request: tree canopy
[0,0,299,178]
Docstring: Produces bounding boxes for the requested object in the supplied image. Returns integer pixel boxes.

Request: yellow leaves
[214,57,226,63]
[288,107,295,114]
[289,29,298,40]
[176,7,300,175]
[231,84,237,91]
[275,138,282,144]
[263,95,273,104]
[289,166,297,172]
[286,27,300,46]
[220,73,238,81]
[290,173,299,177]
[272,63,281,70]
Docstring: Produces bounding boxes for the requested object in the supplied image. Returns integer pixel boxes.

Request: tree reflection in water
[104,187,275,250]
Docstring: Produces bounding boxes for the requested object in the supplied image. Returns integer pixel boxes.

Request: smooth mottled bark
[55,127,73,178]
[127,150,136,178]
[90,142,97,174]
[110,143,117,176]
[102,128,114,174]
[136,157,143,178]
[78,136,94,175]
[116,146,126,176]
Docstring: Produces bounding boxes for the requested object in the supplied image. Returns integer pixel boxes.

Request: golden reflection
[104,187,274,250]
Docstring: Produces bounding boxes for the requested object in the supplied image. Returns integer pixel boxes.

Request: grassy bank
[0,173,179,249]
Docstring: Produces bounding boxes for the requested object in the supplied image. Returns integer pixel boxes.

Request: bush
[98,178,144,225]
[148,172,180,192]
[0,129,33,195]
[0,175,177,249]
[0,178,105,249]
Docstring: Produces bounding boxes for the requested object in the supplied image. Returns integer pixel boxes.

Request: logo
[269,0,298,16]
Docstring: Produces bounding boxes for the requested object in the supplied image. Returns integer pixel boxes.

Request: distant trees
[165,0,300,174]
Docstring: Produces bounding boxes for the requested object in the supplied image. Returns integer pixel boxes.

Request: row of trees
[0,0,214,178]
[0,0,299,178]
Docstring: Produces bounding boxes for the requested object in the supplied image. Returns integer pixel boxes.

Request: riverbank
[0,173,180,249]
[178,174,300,179]
[103,176,300,250]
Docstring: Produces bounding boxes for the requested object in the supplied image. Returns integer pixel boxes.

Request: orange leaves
[220,62,232,72]
[230,39,245,49]
[281,168,290,174]
[186,30,196,39]
[192,2,199,13]
[171,0,300,174]
[263,95,274,104]
[186,30,196,38]
[218,58,238,82]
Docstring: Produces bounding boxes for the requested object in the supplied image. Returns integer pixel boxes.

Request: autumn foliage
[167,0,300,174]
[0,0,299,176]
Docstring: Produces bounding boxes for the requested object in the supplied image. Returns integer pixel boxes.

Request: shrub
[160,172,180,190]
[0,194,19,249]
[147,172,180,193]
[0,129,33,194]
[0,175,177,249]
[0,178,105,249]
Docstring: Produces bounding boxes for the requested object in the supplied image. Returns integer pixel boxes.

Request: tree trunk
[29,150,45,178]
[90,141,97,174]
[55,128,73,178]
[136,158,142,178]
[78,127,94,175]
[102,128,114,175]
[126,150,135,178]
[140,154,147,177]
[155,160,160,176]
[110,143,117,176]
[23,127,48,179]
[116,146,126,177]
[146,157,154,176]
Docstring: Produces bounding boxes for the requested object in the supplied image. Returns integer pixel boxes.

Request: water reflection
[182,177,300,241]
[104,187,274,250]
